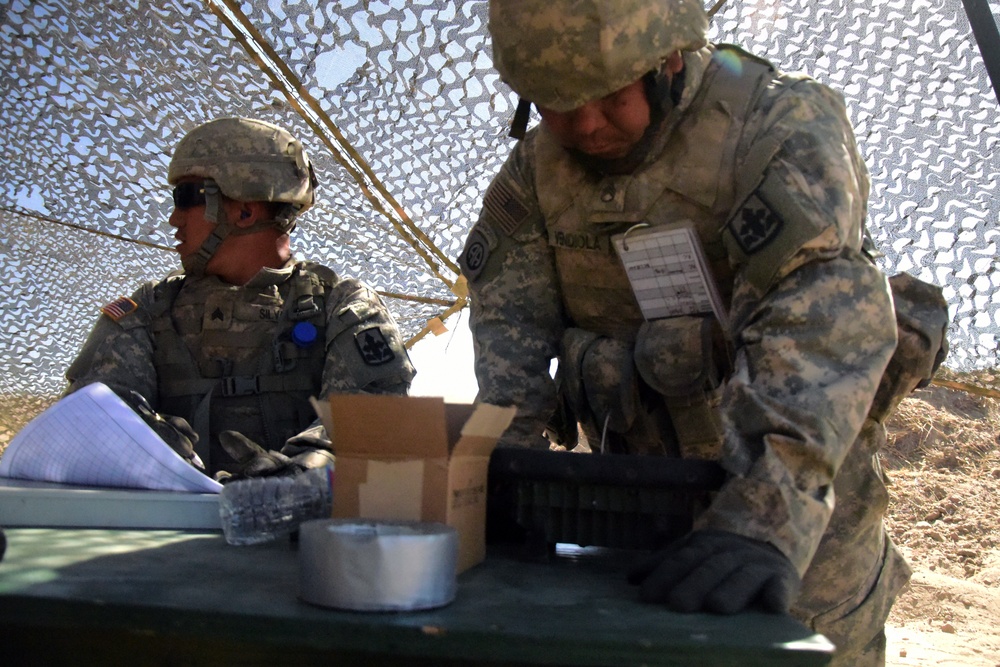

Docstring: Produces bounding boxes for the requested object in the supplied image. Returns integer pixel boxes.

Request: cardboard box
[315,394,516,573]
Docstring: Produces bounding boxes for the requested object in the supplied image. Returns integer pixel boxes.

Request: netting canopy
[2,0,999,405]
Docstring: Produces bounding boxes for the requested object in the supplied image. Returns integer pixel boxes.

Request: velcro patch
[459,226,493,282]
[728,193,784,254]
[355,327,396,366]
[100,296,138,321]
[483,180,530,236]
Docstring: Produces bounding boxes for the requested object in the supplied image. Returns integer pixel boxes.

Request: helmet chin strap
[181,180,232,277]
[181,181,301,277]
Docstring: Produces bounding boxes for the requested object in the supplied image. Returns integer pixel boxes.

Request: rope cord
[208,0,461,292]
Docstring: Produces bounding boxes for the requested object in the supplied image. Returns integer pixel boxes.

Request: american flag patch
[100,296,138,321]
[483,180,530,236]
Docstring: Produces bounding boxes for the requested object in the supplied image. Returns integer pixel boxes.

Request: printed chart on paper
[612,224,727,326]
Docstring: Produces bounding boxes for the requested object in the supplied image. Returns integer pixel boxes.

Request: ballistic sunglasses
[172,182,207,210]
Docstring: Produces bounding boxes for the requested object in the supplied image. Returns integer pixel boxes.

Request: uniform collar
[241,257,297,288]
[631,46,714,169]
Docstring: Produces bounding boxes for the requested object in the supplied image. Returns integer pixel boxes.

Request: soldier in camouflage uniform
[67,117,415,479]
[459,2,947,665]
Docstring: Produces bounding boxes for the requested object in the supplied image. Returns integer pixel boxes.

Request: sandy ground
[882,382,1000,667]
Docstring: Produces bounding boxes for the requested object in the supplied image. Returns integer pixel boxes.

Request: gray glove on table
[217,430,334,483]
[126,391,203,470]
[627,530,801,614]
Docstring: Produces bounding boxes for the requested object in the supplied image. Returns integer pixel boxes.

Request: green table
[0,528,832,666]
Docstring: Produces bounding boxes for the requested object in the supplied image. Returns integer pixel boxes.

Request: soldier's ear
[233,203,257,229]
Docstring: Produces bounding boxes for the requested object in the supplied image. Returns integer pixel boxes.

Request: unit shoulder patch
[100,296,138,321]
[354,326,396,366]
[728,193,784,255]
[459,224,496,282]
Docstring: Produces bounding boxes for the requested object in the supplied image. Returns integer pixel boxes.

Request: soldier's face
[168,181,217,262]
[537,78,651,159]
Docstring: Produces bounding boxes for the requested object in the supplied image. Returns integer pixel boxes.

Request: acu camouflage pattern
[489,0,708,112]
[462,43,931,665]
[168,117,315,215]
[66,259,414,476]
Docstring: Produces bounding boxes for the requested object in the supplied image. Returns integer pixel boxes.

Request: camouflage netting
[1,0,998,415]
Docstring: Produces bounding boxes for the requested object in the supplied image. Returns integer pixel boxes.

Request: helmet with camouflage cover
[489,0,709,112]
[168,117,317,233]
[167,117,318,276]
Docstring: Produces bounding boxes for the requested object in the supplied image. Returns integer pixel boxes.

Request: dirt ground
[881,379,1000,667]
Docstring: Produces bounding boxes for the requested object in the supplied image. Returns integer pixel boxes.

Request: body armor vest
[149,263,331,472]
[535,46,775,340]
[534,46,776,456]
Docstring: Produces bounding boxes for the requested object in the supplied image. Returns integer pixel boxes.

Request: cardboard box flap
[315,395,516,574]
[323,394,450,458]
[453,403,517,457]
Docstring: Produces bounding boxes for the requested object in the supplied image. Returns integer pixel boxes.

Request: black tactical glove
[126,391,203,470]
[281,423,335,467]
[627,530,801,615]
[217,430,334,483]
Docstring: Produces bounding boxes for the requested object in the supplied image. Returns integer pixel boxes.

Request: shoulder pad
[713,43,777,73]
[145,275,185,318]
[297,261,339,287]
[101,277,179,326]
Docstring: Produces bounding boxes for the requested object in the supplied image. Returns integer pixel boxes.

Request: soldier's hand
[280,423,336,471]
[217,430,314,482]
[627,530,800,614]
[126,391,203,470]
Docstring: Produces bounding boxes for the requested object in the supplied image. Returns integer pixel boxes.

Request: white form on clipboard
[611,222,729,329]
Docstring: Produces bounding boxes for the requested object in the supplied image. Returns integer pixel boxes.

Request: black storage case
[486,448,725,555]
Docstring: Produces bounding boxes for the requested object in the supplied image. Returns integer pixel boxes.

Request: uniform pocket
[806,535,911,661]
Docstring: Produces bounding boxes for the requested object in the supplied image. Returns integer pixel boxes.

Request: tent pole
[961,0,1000,107]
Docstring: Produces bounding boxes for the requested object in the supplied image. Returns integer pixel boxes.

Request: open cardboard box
[313,394,516,573]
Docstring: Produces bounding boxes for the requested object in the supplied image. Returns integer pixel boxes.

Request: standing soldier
[67,117,415,479]
[460,1,947,665]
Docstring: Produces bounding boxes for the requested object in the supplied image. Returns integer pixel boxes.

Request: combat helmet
[489,0,708,113]
[167,117,318,275]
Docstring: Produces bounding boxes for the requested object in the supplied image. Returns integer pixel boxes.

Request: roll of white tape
[298,519,458,611]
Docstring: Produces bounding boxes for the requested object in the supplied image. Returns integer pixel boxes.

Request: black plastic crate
[486,449,725,554]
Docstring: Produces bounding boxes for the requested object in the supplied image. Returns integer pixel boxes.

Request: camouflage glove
[126,391,203,470]
[217,430,334,483]
[627,530,800,614]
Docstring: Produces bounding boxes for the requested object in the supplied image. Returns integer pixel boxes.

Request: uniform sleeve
[64,283,159,404]
[461,136,567,449]
[694,78,898,575]
[320,277,415,396]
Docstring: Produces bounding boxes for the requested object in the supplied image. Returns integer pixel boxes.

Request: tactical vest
[534,46,949,459]
[536,46,777,341]
[535,46,777,456]
[149,263,331,472]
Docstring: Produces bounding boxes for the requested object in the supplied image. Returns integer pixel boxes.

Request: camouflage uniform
[66,117,415,476]
[460,27,920,667]
[67,260,414,476]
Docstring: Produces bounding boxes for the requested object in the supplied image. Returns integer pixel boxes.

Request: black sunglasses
[172,182,207,209]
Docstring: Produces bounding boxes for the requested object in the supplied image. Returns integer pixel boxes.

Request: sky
[405,310,479,404]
